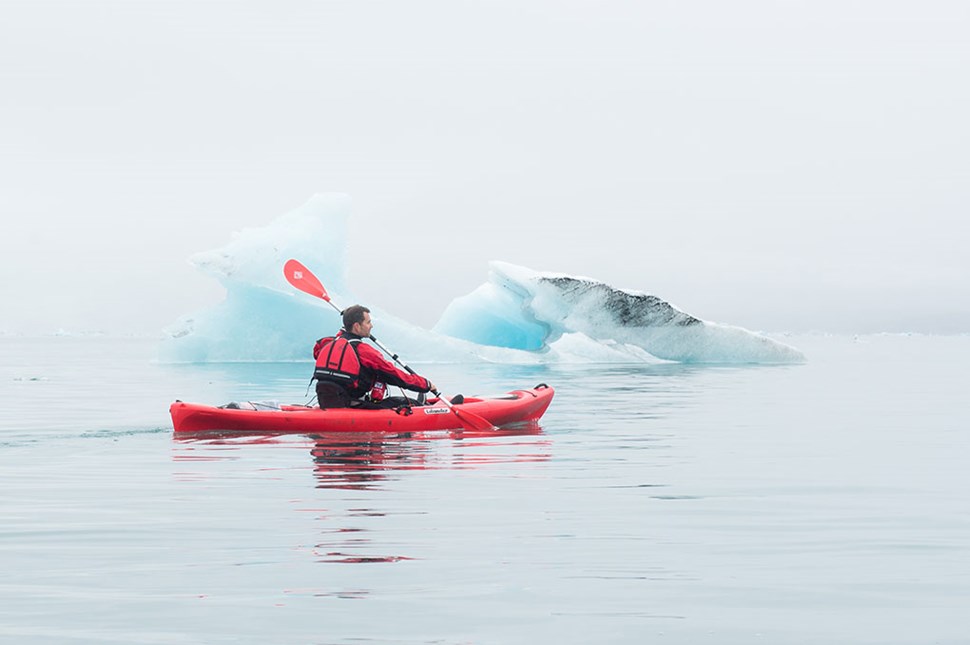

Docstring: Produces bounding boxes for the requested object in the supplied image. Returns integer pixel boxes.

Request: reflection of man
[312,305,434,408]
[311,438,421,491]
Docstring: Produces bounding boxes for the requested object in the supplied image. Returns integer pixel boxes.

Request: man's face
[352,312,373,337]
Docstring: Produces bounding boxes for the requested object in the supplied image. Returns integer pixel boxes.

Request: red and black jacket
[313,330,432,399]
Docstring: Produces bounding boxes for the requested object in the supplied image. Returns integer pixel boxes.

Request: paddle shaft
[366,334,453,404]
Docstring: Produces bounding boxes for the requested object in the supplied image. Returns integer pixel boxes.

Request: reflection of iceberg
[160,194,803,364]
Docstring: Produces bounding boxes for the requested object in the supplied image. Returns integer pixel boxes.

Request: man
[312,305,435,408]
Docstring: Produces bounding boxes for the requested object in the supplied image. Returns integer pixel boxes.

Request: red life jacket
[312,336,362,389]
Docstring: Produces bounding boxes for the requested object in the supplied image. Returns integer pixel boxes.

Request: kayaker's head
[342,305,373,338]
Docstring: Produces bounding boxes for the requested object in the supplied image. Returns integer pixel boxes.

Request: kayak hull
[170,385,554,435]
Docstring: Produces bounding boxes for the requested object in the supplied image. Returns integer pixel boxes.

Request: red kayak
[170,384,554,435]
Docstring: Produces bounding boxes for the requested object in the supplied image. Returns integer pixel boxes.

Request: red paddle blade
[283,259,330,301]
[452,407,498,432]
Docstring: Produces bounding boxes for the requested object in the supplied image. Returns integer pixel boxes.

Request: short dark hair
[342,305,370,330]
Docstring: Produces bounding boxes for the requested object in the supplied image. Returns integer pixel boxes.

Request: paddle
[283,259,497,432]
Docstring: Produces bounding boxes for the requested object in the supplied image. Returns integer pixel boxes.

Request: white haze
[1,1,968,336]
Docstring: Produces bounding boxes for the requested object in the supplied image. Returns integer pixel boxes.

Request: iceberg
[434,262,805,363]
[160,194,804,364]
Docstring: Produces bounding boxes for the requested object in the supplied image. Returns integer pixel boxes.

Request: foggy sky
[2,1,968,336]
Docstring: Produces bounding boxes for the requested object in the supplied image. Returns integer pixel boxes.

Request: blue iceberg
[160,194,804,364]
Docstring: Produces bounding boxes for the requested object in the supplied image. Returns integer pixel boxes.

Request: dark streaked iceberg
[433,262,804,363]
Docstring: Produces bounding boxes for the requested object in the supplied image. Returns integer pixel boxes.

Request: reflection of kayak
[170,384,554,434]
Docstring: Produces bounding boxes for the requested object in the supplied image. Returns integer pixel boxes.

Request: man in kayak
[312,305,435,408]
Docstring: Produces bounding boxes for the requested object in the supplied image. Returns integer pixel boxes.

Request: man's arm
[356,343,432,392]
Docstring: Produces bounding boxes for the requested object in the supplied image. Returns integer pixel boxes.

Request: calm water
[1,334,968,644]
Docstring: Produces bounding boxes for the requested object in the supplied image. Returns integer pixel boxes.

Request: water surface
[1,334,968,644]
